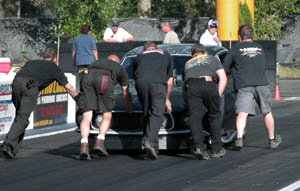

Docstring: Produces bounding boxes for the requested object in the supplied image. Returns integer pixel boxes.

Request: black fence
[48,40,277,92]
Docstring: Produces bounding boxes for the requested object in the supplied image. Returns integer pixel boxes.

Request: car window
[172,55,191,75]
[217,52,227,64]
[122,56,136,79]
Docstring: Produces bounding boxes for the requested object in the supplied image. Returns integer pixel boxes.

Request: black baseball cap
[112,20,119,26]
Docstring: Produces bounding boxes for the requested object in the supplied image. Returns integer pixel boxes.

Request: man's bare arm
[166,77,173,113]
[216,69,227,96]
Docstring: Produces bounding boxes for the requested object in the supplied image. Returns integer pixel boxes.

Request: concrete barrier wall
[0,72,76,134]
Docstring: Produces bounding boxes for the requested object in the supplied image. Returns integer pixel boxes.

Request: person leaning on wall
[160,21,181,44]
[72,24,98,81]
[199,18,222,47]
[103,20,135,43]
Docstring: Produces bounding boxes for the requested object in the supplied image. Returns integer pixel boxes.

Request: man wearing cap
[199,19,222,47]
[183,44,227,160]
[1,48,78,159]
[103,20,135,43]
[161,21,181,44]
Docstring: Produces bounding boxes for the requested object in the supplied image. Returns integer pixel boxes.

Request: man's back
[223,41,268,90]
[134,49,173,86]
[89,59,128,86]
[16,60,68,90]
[164,31,180,44]
[72,34,97,66]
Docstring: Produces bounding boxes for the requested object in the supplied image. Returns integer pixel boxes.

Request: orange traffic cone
[273,75,280,101]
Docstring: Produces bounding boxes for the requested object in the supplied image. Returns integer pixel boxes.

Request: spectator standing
[200,19,222,47]
[161,21,181,44]
[103,20,135,43]
[1,48,78,159]
[72,24,98,80]
[183,44,227,160]
[77,55,133,160]
[133,42,174,159]
[223,24,281,151]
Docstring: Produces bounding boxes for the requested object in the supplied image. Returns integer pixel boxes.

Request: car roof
[123,43,228,57]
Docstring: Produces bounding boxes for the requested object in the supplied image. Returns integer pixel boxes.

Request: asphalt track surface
[0,80,300,191]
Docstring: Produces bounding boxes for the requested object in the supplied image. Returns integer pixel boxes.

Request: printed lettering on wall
[0,82,14,133]
[34,81,68,128]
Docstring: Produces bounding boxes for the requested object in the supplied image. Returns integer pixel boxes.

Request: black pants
[185,78,222,152]
[136,83,166,148]
[4,77,39,153]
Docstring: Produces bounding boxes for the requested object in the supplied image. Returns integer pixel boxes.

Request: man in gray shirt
[161,21,181,44]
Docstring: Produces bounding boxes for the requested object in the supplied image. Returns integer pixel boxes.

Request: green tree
[118,0,138,18]
[150,0,215,18]
[239,2,256,39]
[255,0,300,41]
[118,0,216,18]
[57,0,123,42]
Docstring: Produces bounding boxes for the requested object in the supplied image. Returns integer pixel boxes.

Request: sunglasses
[112,25,119,27]
[209,25,218,28]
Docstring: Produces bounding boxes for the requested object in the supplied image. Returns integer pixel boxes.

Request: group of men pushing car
[1,24,281,160]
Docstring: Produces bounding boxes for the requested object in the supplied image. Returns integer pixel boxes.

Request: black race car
[76,43,236,150]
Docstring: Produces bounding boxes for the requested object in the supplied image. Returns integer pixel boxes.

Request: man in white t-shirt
[103,20,135,43]
[199,19,222,47]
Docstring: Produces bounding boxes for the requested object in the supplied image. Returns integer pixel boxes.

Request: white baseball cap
[208,19,218,28]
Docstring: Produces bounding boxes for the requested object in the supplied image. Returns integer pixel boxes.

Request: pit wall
[0,72,76,134]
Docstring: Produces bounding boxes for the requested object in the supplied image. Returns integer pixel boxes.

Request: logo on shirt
[240,47,262,58]
[141,49,165,55]
[185,55,209,71]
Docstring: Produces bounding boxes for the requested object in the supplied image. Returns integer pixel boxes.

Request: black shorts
[77,69,115,113]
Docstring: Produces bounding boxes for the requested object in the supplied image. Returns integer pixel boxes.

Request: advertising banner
[34,81,68,128]
[0,80,15,133]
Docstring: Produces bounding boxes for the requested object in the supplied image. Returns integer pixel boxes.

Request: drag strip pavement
[0,100,299,191]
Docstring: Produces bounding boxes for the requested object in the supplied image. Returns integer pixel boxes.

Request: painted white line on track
[282,97,300,101]
[0,127,77,144]
[278,180,300,191]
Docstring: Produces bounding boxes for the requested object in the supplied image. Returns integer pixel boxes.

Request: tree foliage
[239,2,256,39]
[57,0,123,42]
[151,0,215,18]
[254,0,300,41]
[13,0,300,43]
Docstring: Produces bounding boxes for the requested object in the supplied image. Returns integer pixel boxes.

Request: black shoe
[211,147,226,158]
[191,147,210,160]
[144,142,158,160]
[1,143,16,159]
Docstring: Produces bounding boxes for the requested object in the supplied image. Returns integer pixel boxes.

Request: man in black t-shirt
[133,41,174,160]
[1,48,78,159]
[183,44,227,160]
[77,55,133,160]
[223,24,281,151]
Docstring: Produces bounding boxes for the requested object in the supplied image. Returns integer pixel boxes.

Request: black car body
[76,43,236,150]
